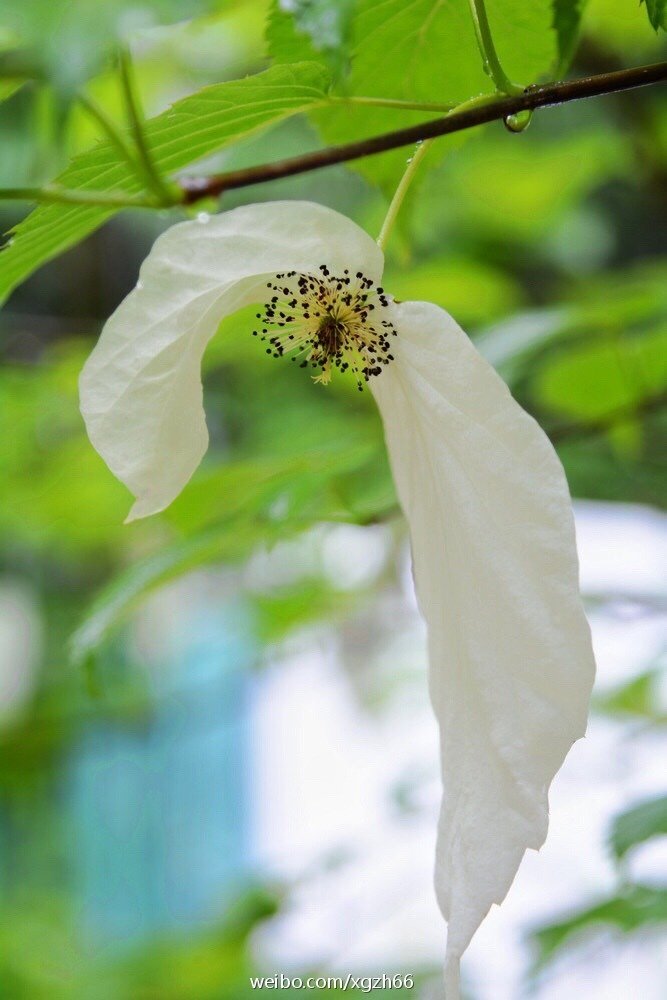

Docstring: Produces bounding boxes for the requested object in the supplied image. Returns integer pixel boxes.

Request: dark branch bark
[180,61,667,203]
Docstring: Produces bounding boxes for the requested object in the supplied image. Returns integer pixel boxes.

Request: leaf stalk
[467,0,522,95]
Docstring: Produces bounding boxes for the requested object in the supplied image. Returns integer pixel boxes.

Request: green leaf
[476,263,667,415]
[70,440,392,665]
[351,0,557,103]
[386,255,523,328]
[0,79,25,103]
[0,29,30,103]
[535,323,667,457]
[642,0,667,31]
[610,795,667,861]
[440,129,625,241]
[535,328,667,433]
[530,885,667,969]
[552,0,589,73]
[253,579,362,644]
[473,263,667,505]
[476,308,565,382]
[0,342,131,555]
[164,443,378,534]
[313,4,470,192]
[69,521,261,669]
[0,0,223,92]
[267,1,321,65]
[595,669,667,722]
[0,62,330,304]
[314,0,559,190]
[266,0,355,81]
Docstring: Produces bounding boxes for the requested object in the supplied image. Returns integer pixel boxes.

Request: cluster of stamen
[252,265,396,390]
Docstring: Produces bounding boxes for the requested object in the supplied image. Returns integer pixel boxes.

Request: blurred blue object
[67,598,254,946]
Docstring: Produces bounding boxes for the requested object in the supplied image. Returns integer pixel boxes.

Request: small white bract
[79,201,595,998]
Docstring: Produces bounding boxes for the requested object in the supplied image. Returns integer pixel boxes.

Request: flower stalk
[377,139,434,251]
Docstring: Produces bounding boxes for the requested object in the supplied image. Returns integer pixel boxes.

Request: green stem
[467,0,522,95]
[117,47,173,204]
[333,95,456,113]
[78,92,146,182]
[0,186,159,208]
[450,91,504,114]
[376,139,433,252]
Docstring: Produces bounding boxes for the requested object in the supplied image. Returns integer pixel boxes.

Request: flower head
[79,201,595,998]
[254,266,394,387]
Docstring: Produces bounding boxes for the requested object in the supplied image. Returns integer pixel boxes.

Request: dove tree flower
[79,200,595,997]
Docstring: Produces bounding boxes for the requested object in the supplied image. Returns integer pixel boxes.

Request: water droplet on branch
[503,110,532,134]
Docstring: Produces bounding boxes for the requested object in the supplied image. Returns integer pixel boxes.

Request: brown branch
[180,61,667,203]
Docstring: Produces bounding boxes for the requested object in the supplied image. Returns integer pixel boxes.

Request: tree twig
[180,61,667,203]
[0,62,665,211]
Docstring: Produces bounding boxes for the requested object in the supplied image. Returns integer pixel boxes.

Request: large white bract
[79,201,595,997]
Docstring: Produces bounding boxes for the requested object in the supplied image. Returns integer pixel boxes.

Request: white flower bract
[79,201,595,998]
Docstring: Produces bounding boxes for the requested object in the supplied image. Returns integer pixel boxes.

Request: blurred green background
[0,1,666,997]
